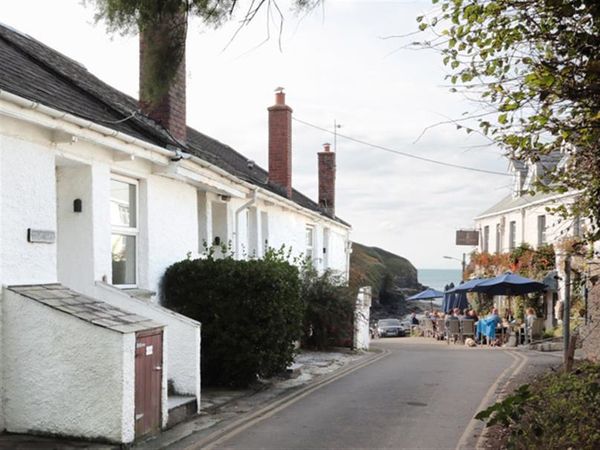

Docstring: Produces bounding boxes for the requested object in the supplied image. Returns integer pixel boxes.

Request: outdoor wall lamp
[73,198,82,213]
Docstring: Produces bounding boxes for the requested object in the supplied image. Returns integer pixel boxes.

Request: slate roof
[0,23,348,227]
[8,284,163,334]
[475,190,571,219]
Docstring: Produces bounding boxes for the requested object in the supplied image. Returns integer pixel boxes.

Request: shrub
[477,362,600,449]
[162,250,303,387]
[301,266,355,350]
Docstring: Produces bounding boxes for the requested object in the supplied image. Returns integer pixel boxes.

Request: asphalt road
[212,339,514,449]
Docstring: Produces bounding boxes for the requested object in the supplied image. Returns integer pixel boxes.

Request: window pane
[305,227,314,247]
[111,234,136,285]
[110,179,136,227]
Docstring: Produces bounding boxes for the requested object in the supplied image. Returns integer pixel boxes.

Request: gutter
[474,191,580,221]
[0,89,351,231]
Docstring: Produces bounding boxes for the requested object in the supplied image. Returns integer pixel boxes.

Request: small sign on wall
[27,228,56,244]
[146,345,154,356]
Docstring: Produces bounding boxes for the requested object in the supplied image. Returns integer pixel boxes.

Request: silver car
[376,319,405,338]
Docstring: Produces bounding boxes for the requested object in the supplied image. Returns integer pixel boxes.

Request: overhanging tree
[418,0,600,239]
[87,0,320,103]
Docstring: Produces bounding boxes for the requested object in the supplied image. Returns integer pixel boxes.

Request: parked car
[375,319,405,338]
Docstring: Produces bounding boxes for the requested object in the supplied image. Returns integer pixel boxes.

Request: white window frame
[537,215,547,247]
[483,225,490,253]
[509,221,517,251]
[305,225,315,264]
[110,174,139,288]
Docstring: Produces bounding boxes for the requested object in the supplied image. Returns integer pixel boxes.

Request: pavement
[0,339,565,450]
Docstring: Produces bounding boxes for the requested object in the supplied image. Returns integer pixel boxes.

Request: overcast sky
[3,0,511,269]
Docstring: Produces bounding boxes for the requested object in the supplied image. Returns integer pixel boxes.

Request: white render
[0,82,351,439]
[475,191,579,255]
[95,282,200,411]
[2,289,136,443]
[354,286,372,351]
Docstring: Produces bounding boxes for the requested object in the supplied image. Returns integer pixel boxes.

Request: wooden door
[135,329,163,438]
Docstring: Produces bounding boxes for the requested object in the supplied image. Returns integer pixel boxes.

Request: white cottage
[0,21,351,444]
[474,153,581,329]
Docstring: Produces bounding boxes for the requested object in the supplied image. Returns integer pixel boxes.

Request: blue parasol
[473,273,545,296]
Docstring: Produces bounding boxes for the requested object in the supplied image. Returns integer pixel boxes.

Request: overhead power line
[293,117,511,177]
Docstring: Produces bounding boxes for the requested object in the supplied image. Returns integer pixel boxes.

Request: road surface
[210,339,515,449]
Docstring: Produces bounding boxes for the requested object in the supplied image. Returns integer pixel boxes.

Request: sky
[2,0,512,269]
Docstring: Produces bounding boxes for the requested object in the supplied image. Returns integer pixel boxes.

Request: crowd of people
[410,306,538,346]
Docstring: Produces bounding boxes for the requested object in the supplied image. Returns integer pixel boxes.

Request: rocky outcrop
[349,242,423,315]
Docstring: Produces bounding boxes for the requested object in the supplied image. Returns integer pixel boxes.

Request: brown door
[135,329,163,438]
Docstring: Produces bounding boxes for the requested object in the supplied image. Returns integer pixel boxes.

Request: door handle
[154,366,162,371]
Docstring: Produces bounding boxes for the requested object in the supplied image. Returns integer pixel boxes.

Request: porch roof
[7,284,163,334]
[0,23,349,227]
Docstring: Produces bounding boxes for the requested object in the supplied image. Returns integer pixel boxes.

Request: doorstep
[167,395,197,429]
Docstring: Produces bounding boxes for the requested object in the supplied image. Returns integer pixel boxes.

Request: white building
[0,22,351,443]
[474,153,581,329]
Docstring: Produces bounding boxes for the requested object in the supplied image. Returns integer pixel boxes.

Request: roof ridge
[0,23,174,147]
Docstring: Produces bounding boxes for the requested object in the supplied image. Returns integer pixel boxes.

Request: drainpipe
[234,189,258,258]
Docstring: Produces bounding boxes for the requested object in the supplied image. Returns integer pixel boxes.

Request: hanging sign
[456,230,479,246]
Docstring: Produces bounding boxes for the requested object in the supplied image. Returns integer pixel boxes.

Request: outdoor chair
[526,318,545,343]
[435,319,446,340]
[445,319,461,344]
[460,319,475,342]
[425,319,434,338]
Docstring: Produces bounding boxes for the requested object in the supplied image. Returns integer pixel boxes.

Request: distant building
[473,152,582,330]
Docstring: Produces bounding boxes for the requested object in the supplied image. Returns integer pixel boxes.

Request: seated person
[476,308,501,342]
[410,312,420,325]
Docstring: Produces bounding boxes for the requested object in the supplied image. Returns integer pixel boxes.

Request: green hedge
[301,267,355,349]
[163,253,303,387]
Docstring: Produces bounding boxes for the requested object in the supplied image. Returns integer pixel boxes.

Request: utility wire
[293,117,511,177]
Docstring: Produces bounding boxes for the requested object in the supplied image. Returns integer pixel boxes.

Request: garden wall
[582,278,600,362]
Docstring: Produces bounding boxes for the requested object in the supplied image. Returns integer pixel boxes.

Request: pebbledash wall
[2,289,137,443]
[0,91,350,435]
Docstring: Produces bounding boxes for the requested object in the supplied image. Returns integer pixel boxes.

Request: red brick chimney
[139,14,187,143]
[318,143,336,216]
[268,89,293,198]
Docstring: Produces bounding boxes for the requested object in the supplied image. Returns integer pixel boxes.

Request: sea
[417,268,462,291]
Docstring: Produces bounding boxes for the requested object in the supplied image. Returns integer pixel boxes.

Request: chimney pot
[323,143,331,152]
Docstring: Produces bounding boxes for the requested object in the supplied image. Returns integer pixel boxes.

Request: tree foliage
[300,266,355,350]
[88,0,320,104]
[419,0,600,238]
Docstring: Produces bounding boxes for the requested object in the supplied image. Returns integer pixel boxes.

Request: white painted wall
[2,289,135,443]
[475,196,578,254]
[57,164,95,291]
[94,282,201,412]
[0,137,57,285]
[354,287,372,350]
[145,175,199,297]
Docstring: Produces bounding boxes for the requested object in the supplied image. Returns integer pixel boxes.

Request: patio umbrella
[473,273,545,296]
[454,291,469,311]
[448,278,486,293]
[407,288,445,311]
[442,283,456,313]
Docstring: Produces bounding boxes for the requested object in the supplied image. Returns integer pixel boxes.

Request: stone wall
[582,277,600,362]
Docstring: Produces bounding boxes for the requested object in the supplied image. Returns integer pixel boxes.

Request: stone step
[167,395,197,429]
